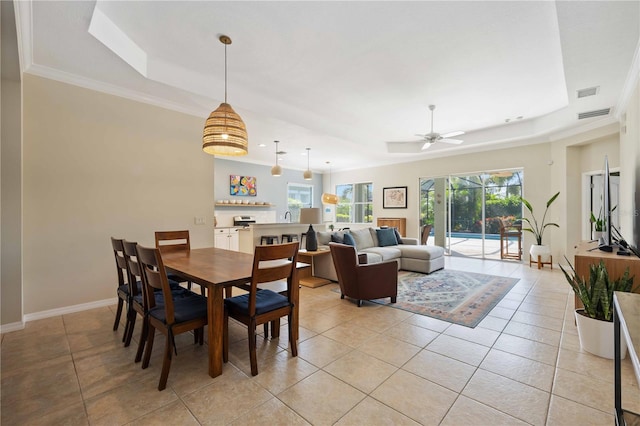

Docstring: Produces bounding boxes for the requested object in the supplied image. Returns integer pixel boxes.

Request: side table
[298,249,332,288]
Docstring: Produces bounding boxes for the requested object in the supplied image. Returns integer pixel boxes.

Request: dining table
[160,246,306,378]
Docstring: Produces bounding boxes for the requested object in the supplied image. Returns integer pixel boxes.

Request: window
[287,183,313,222]
[336,182,373,223]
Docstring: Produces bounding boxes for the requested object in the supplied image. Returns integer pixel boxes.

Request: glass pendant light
[303,148,312,180]
[271,141,282,176]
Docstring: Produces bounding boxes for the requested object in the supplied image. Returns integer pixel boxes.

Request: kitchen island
[238,222,326,254]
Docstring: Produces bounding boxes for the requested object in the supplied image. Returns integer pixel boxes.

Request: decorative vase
[305,225,318,251]
[529,244,551,262]
[574,310,627,359]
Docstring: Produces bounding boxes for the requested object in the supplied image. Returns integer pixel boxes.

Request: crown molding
[616,38,640,116]
[26,63,207,118]
[13,0,33,73]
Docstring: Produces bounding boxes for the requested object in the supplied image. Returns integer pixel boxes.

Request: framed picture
[230,175,257,196]
[383,186,407,209]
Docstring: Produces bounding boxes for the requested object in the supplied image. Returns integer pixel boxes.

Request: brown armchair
[329,243,398,307]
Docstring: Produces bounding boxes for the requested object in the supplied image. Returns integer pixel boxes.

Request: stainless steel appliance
[233,216,256,227]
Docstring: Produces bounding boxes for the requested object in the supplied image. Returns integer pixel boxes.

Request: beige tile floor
[2,256,639,425]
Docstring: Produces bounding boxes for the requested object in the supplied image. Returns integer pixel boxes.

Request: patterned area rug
[372,269,519,328]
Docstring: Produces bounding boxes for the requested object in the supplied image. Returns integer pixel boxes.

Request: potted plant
[521,191,560,262]
[560,259,635,359]
[589,211,604,240]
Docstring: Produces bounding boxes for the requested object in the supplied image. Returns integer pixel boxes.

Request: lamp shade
[271,164,282,176]
[322,193,338,205]
[202,103,248,156]
[303,169,312,180]
[299,208,322,224]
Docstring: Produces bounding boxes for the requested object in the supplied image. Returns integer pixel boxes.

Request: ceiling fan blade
[441,130,465,138]
[440,138,463,145]
[421,142,433,150]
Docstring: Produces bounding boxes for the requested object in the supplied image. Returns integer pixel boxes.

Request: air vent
[578,108,610,120]
[577,86,599,98]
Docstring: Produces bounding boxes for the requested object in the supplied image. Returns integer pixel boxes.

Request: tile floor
[2,256,639,425]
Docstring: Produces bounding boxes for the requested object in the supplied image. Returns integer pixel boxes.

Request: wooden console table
[377,218,406,237]
[298,250,332,288]
[574,241,640,309]
[613,292,640,425]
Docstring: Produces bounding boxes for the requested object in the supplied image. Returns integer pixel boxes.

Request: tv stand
[574,241,640,309]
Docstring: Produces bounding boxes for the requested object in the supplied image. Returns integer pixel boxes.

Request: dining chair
[329,242,397,307]
[137,244,208,391]
[223,241,299,376]
[111,237,136,341]
[154,230,202,295]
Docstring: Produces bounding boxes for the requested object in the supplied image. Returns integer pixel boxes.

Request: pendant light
[321,161,338,204]
[271,141,282,176]
[303,148,312,180]
[202,35,248,156]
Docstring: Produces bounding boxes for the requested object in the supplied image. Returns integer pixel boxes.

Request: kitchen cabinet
[214,228,240,251]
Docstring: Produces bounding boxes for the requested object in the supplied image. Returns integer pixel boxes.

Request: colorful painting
[230,175,257,196]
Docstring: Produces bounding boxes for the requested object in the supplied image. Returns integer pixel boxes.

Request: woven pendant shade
[322,193,338,204]
[202,103,248,156]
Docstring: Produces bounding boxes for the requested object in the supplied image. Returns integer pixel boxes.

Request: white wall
[21,75,215,315]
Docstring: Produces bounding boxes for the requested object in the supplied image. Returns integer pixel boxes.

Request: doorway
[419,169,524,259]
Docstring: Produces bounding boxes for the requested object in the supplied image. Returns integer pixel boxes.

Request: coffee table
[298,249,332,288]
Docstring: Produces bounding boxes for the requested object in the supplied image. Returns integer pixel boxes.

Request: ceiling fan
[387,104,464,153]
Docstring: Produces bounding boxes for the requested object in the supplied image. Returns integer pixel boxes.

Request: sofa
[313,227,445,282]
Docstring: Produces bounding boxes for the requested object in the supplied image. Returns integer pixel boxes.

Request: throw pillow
[376,228,398,247]
[330,233,344,244]
[393,227,404,244]
[350,228,375,249]
[317,231,332,246]
[342,233,356,247]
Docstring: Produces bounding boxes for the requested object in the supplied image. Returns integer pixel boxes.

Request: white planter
[529,244,551,262]
[575,310,627,359]
[592,231,603,241]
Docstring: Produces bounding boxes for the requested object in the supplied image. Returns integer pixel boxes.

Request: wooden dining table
[161,247,305,378]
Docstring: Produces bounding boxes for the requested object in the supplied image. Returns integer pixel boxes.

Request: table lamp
[299,207,322,251]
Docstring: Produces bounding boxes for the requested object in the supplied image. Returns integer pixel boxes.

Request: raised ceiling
[14,1,640,171]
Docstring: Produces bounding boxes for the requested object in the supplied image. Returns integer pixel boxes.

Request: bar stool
[281,234,299,243]
[260,235,280,245]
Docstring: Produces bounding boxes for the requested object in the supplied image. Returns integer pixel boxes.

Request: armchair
[329,243,398,307]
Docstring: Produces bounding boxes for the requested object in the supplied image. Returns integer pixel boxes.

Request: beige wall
[21,75,214,315]
[329,127,626,263]
[1,77,23,325]
[619,79,639,247]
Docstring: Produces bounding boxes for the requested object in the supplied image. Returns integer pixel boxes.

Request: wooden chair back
[136,244,175,323]
[122,240,142,299]
[246,242,299,316]
[154,230,190,253]
[111,237,127,288]
[421,224,433,245]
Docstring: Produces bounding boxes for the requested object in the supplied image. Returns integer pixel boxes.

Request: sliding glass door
[419,170,523,259]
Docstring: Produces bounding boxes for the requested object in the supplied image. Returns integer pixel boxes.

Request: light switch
[194,217,206,225]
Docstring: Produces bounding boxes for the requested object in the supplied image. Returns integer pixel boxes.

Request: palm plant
[560,258,635,321]
[520,192,560,245]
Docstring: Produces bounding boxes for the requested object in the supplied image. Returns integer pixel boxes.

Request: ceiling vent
[577,86,599,98]
[578,108,610,120]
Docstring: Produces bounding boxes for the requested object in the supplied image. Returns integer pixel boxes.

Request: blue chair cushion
[118,281,142,297]
[148,294,208,324]
[225,289,289,315]
[133,287,199,306]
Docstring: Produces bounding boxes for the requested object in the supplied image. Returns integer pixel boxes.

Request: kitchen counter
[238,222,326,253]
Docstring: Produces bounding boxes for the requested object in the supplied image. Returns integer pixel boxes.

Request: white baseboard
[1,321,26,333]
[22,298,118,323]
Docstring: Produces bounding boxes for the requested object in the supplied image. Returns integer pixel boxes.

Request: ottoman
[398,245,445,274]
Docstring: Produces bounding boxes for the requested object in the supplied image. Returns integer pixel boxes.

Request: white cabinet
[214,228,240,251]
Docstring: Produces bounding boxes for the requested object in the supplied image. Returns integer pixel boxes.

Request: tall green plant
[520,192,560,245]
[560,258,635,321]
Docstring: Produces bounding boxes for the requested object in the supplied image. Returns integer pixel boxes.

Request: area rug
[371,270,519,328]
